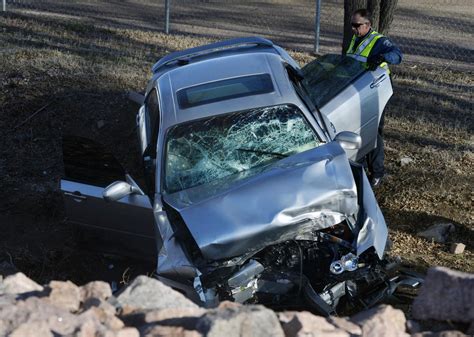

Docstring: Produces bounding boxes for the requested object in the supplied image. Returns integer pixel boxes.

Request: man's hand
[367,54,385,70]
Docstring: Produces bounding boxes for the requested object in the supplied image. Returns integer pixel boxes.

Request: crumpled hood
[163,141,358,261]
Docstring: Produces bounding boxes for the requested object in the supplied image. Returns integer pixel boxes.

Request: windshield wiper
[236,148,288,158]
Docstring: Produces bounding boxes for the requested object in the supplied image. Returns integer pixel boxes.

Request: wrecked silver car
[61,37,419,314]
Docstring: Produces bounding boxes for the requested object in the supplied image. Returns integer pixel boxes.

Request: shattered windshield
[164,104,322,193]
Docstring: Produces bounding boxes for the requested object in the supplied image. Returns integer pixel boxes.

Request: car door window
[301,54,365,108]
[62,136,125,187]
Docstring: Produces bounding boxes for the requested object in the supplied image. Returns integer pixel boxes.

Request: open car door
[301,54,393,161]
[61,136,157,260]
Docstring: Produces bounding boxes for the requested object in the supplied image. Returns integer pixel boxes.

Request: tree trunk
[367,0,380,30]
[342,0,367,53]
[379,0,398,34]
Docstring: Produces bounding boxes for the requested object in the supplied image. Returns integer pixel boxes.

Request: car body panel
[356,172,388,258]
[319,67,392,160]
[163,141,358,260]
[156,53,311,130]
[61,179,157,258]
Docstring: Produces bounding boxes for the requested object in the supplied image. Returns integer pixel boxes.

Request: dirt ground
[0,2,473,312]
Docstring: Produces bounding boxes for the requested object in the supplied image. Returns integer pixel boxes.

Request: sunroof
[177,74,274,109]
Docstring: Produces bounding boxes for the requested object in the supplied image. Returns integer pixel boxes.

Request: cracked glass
[164,104,322,193]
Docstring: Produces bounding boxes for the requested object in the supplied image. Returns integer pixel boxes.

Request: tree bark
[342,0,367,53]
[367,0,380,30]
[379,0,398,34]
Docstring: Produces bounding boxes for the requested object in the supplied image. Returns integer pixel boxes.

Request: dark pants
[366,112,385,178]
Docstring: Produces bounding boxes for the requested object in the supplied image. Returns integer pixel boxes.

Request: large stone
[47,280,81,312]
[9,321,53,337]
[82,297,117,316]
[417,223,455,243]
[1,272,43,295]
[412,267,474,322]
[115,327,140,337]
[351,305,408,337]
[196,304,285,337]
[80,281,112,302]
[449,243,465,255]
[0,297,77,336]
[122,307,206,329]
[80,306,124,331]
[139,325,202,337]
[411,331,468,337]
[328,316,362,335]
[115,276,198,311]
[279,311,350,337]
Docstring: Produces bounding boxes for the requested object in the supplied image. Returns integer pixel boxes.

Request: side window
[144,89,160,158]
[301,54,365,108]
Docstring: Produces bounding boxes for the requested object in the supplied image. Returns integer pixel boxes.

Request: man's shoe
[370,176,384,188]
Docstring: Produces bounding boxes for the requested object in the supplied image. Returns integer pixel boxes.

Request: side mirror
[103,181,143,202]
[334,131,362,150]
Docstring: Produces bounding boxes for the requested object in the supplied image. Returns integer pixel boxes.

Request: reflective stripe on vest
[346,30,389,72]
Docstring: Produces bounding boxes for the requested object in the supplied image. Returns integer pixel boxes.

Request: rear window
[177,74,274,109]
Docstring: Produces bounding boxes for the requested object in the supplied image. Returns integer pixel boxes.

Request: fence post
[3,0,6,12]
[314,0,322,54]
[164,0,170,34]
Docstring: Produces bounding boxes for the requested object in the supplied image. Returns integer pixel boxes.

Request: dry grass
[0,6,472,289]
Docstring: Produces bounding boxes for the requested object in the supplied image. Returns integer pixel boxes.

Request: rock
[217,300,241,309]
[411,331,468,337]
[97,120,106,129]
[122,307,206,329]
[71,319,98,337]
[351,304,408,337]
[400,156,414,166]
[80,281,112,302]
[0,297,77,336]
[82,297,117,316]
[115,327,140,337]
[279,311,350,337]
[412,267,474,322]
[417,223,455,243]
[328,316,362,335]
[78,302,124,330]
[449,243,465,254]
[115,276,198,311]
[1,272,43,295]
[139,325,202,337]
[196,304,285,337]
[47,280,81,312]
[9,321,53,337]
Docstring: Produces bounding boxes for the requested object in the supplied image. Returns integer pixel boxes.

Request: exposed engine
[192,221,403,315]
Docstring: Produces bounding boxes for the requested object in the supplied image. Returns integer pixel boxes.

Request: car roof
[150,47,303,130]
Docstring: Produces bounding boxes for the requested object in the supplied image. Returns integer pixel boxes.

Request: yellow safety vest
[346,30,389,72]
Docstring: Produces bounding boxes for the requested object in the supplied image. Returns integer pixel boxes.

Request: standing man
[346,8,402,187]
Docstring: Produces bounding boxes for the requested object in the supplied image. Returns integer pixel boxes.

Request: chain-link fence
[3,0,473,69]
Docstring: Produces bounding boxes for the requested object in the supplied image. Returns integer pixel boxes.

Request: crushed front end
[154,142,420,314]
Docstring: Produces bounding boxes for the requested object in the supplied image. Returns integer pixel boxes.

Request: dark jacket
[352,29,403,64]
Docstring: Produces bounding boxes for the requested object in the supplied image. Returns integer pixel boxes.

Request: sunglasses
[351,22,367,28]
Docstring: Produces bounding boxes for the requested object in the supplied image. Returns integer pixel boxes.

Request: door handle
[64,192,87,202]
[370,74,386,89]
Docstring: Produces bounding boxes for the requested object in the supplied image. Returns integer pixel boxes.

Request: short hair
[353,8,372,24]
